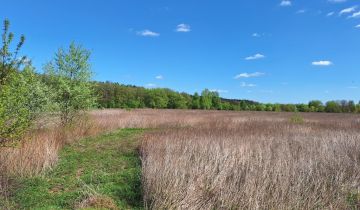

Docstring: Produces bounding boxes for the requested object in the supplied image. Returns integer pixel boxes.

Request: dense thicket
[94,81,360,113]
[0,19,96,145]
[0,19,50,145]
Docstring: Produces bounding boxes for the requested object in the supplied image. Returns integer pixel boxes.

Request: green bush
[44,43,97,126]
[290,113,304,124]
[0,19,51,146]
[0,67,52,146]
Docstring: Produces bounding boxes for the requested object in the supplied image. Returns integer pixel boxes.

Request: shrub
[290,112,304,124]
[44,43,97,126]
[0,19,51,146]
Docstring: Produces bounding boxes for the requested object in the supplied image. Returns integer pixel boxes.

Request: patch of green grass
[347,192,360,209]
[289,113,304,124]
[11,128,144,210]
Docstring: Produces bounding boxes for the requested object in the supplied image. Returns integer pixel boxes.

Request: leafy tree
[296,104,310,112]
[0,20,50,146]
[168,92,187,109]
[325,101,341,113]
[191,93,200,109]
[44,43,96,125]
[308,100,323,112]
[348,100,356,113]
[0,19,27,87]
[211,91,222,110]
[265,104,273,112]
[200,89,212,110]
[356,101,360,113]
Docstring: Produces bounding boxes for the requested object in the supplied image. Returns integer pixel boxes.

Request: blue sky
[1,0,359,103]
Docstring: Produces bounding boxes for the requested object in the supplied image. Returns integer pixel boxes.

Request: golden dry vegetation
[1,109,359,209]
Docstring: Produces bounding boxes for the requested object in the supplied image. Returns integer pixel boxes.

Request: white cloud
[327,11,335,16]
[349,11,360,18]
[312,60,333,66]
[234,72,265,79]
[347,86,358,89]
[137,30,160,37]
[328,0,347,3]
[280,0,292,6]
[356,24,360,28]
[240,82,257,87]
[176,24,191,32]
[245,53,265,60]
[339,6,357,16]
[155,75,164,80]
[145,83,157,88]
[252,33,260,37]
[210,89,229,93]
[296,9,306,14]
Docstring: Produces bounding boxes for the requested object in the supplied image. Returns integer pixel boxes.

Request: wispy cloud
[339,6,357,16]
[137,29,160,37]
[176,24,191,32]
[349,11,360,18]
[252,33,260,37]
[296,9,306,14]
[347,86,358,89]
[155,75,164,80]
[145,83,157,88]
[234,72,265,79]
[280,0,292,7]
[245,53,265,60]
[327,11,335,16]
[356,24,360,28]
[328,0,347,3]
[240,82,257,87]
[210,89,229,93]
[312,60,333,66]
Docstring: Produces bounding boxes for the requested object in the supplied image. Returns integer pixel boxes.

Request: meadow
[1,109,359,209]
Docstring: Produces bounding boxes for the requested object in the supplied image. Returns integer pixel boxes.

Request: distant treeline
[94,81,360,113]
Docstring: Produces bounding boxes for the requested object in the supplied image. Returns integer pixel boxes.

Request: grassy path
[12,128,144,210]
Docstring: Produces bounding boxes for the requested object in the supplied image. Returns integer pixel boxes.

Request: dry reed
[1,109,359,209]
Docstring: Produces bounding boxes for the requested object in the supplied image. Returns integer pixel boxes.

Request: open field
[141,112,360,209]
[1,109,360,209]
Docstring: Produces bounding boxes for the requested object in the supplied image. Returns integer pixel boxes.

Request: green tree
[0,19,27,87]
[44,43,96,125]
[192,92,201,109]
[0,20,50,145]
[211,91,222,110]
[308,100,324,112]
[325,101,341,113]
[348,100,356,113]
[200,89,212,110]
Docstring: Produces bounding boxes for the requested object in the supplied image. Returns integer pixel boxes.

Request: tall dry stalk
[141,114,360,209]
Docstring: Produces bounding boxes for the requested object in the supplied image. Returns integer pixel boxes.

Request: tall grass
[1,109,359,209]
[141,113,360,209]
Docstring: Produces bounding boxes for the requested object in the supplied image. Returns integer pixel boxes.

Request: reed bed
[1,109,359,209]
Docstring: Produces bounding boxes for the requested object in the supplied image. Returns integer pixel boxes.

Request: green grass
[11,128,144,210]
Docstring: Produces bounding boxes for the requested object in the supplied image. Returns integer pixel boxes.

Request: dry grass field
[1,109,360,209]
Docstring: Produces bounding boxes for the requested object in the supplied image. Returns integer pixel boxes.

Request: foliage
[325,101,342,113]
[0,20,50,146]
[0,19,27,86]
[290,112,304,124]
[44,43,97,125]
[94,81,360,114]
